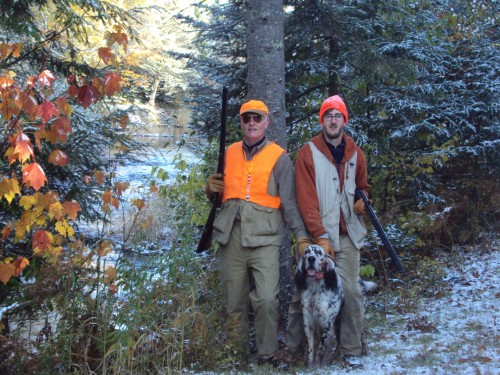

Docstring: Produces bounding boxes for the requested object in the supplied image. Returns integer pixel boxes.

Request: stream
[79,134,199,266]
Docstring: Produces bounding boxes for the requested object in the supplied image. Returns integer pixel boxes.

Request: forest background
[0,0,498,374]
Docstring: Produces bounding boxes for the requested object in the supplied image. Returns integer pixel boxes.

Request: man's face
[240,112,269,145]
[321,109,345,141]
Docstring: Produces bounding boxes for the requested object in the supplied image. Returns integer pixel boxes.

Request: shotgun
[355,189,405,273]
[196,87,228,253]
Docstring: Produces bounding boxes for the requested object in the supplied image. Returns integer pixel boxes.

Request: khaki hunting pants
[285,234,365,356]
[218,220,280,358]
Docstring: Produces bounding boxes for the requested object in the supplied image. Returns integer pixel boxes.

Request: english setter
[295,244,344,367]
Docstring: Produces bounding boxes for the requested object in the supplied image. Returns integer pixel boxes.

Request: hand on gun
[354,195,372,215]
[207,173,224,194]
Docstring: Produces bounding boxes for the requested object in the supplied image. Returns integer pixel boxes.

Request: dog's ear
[294,255,307,291]
[324,256,339,290]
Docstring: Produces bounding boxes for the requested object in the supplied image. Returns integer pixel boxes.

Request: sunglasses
[241,114,264,124]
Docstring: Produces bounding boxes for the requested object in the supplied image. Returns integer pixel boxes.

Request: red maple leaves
[1,28,128,285]
[22,163,47,191]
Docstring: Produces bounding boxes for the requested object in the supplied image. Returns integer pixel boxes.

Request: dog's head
[295,244,338,291]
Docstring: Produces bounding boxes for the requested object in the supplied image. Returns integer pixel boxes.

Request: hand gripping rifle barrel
[196,87,228,253]
[355,190,405,273]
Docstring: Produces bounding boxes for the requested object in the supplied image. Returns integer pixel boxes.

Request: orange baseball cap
[240,100,268,116]
[319,95,348,125]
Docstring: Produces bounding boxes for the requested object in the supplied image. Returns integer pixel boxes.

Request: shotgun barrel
[355,190,405,273]
[196,87,228,253]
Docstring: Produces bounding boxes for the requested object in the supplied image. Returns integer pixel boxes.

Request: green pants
[285,234,365,356]
[218,220,280,358]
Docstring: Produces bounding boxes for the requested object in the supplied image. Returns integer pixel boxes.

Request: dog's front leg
[304,322,315,367]
[319,322,335,366]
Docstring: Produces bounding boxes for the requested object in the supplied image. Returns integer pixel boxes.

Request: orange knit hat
[240,100,268,116]
[319,95,348,125]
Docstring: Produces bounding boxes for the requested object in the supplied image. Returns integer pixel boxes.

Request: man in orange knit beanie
[285,95,370,369]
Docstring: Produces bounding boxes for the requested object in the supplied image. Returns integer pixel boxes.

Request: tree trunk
[245,0,293,337]
[328,35,340,96]
[245,0,286,148]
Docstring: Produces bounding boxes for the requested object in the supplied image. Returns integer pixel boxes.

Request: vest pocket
[213,202,238,245]
[248,203,282,235]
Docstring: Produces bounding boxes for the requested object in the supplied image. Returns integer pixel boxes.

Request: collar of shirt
[243,136,267,155]
[324,135,346,166]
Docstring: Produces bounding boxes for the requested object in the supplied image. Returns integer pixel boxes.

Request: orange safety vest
[222,141,285,208]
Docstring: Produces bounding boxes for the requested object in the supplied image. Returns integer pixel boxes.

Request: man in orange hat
[206,99,310,366]
[285,95,370,369]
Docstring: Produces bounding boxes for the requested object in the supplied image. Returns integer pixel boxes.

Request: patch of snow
[205,239,499,374]
[301,245,499,374]
[0,303,19,321]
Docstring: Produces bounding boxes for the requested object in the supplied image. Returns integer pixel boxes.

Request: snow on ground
[286,240,499,375]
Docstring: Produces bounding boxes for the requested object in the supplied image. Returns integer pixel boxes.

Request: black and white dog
[295,244,344,367]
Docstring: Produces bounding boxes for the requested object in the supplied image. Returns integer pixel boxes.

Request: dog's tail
[360,279,378,294]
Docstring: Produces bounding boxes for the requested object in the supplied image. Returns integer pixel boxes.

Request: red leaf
[111,197,120,209]
[63,200,81,220]
[1,225,12,241]
[49,116,72,143]
[68,84,78,98]
[0,43,10,58]
[38,70,55,87]
[48,149,70,166]
[77,85,100,108]
[0,71,15,90]
[114,181,130,196]
[32,229,53,254]
[21,91,38,120]
[11,43,22,58]
[12,256,29,277]
[0,262,16,285]
[98,47,114,65]
[12,132,34,164]
[105,25,128,51]
[102,191,112,204]
[22,162,47,191]
[55,97,73,117]
[93,170,105,185]
[97,241,112,257]
[37,101,59,123]
[0,86,22,119]
[103,73,121,97]
[34,124,44,151]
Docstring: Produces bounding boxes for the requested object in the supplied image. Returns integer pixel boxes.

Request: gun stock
[355,190,405,273]
[196,87,228,253]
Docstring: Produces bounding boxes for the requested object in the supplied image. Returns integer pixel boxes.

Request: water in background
[79,133,199,260]
[116,135,197,192]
